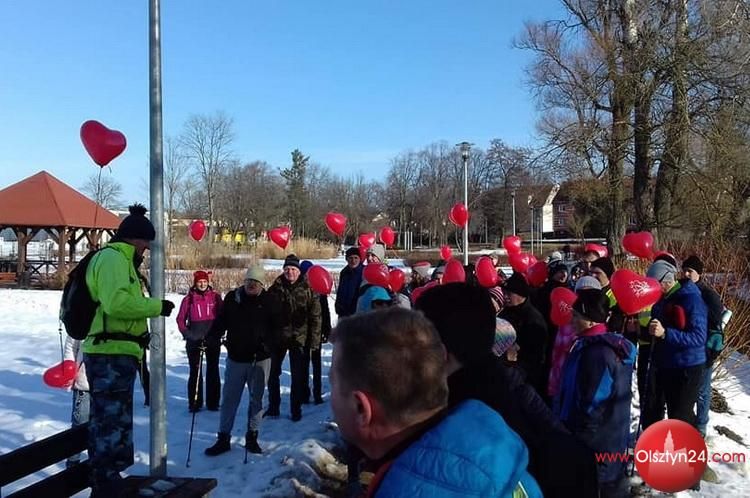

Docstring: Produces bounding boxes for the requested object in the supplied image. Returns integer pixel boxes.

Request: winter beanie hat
[487,286,505,311]
[345,247,360,259]
[193,270,209,284]
[432,265,445,280]
[245,265,266,285]
[413,261,432,279]
[575,275,602,292]
[653,251,678,267]
[415,283,496,365]
[116,204,156,241]
[646,259,678,283]
[682,255,704,275]
[492,318,517,357]
[591,257,615,279]
[300,260,314,276]
[573,289,610,323]
[503,272,530,298]
[366,243,386,262]
[548,260,568,278]
[283,254,301,269]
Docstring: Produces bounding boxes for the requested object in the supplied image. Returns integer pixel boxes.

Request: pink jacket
[176,288,223,340]
[547,323,578,398]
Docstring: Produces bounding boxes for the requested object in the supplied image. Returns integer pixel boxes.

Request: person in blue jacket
[556,288,635,498]
[330,307,542,498]
[644,259,707,429]
[334,247,363,318]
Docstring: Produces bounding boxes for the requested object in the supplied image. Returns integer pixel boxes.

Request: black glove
[160,300,175,317]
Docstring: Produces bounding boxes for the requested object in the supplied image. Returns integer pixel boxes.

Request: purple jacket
[176,287,223,341]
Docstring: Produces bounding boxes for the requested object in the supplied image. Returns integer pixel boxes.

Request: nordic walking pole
[630,338,656,477]
[244,357,259,465]
[186,343,206,467]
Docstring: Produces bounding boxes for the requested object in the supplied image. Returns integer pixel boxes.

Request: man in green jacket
[83,204,175,495]
[265,254,321,421]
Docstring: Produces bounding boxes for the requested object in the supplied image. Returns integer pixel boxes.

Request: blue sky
[0,0,565,204]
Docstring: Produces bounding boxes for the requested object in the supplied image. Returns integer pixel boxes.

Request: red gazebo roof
[0,171,121,229]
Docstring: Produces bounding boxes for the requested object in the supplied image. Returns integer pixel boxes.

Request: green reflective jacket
[82,242,162,358]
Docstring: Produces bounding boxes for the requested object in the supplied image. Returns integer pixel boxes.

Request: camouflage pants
[83,353,138,489]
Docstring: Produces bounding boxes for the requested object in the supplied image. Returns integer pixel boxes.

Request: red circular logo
[635,419,707,492]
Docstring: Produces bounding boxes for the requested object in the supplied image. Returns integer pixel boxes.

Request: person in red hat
[176,270,224,412]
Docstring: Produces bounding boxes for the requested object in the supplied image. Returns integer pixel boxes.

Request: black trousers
[268,345,307,417]
[643,362,704,429]
[186,339,221,410]
[302,346,323,402]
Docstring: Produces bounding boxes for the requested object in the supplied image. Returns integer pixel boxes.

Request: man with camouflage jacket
[265,254,322,421]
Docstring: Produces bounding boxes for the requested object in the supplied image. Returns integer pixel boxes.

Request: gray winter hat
[646,259,678,283]
[575,275,602,292]
[245,265,266,285]
[366,243,386,262]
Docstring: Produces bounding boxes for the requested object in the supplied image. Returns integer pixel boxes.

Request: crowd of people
[71,209,728,497]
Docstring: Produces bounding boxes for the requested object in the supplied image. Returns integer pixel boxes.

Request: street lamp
[511,189,517,236]
[456,141,473,265]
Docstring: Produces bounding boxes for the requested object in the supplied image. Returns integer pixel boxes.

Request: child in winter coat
[176,270,223,412]
[64,334,89,468]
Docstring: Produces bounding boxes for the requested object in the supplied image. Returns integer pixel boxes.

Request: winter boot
[245,430,262,454]
[204,432,231,456]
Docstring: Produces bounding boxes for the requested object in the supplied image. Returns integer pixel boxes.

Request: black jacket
[500,299,549,395]
[448,356,598,498]
[213,287,276,363]
[268,275,322,350]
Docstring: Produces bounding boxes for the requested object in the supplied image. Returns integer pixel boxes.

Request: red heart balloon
[379,227,395,246]
[449,203,469,228]
[443,259,466,284]
[503,236,523,255]
[325,212,347,237]
[584,243,608,258]
[610,269,662,315]
[358,233,376,249]
[389,268,406,293]
[80,120,127,167]
[411,280,439,305]
[475,256,499,288]
[268,226,291,249]
[550,287,577,326]
[526,261,548,288]
[622,231,655,259]
[307,265,333,295]
[364,263,391,288]
[509,252,533,273]
[358,245,368,261]
[440,245,453,260]
[189,220,206,242]
[43,360,78,389]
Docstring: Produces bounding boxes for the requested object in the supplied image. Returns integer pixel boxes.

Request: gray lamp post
[511,189,517,236]
[456,141,473,265]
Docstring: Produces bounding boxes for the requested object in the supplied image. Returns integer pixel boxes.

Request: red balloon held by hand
[449,203,469,228]
[189,220,206,241]
[411,280,439,305]
[268,226,291,249]
[80,120,127,167]
[389,268,405,293]
[325,212,347,237]
[526,261,548,288]
[43,360,78,389]
[443,259,466,284]
[550,287,577,326]
[503,236,522,255]
[358,232,376,249]
[363,263,390,288]
[610,269,662,315]
[622,232,655,259]
[379,227,395,246]
[475,256,499,288]
[585,243,608,258]
[509,252,533,273]
[307,265,333,295]
[440,245,453,260]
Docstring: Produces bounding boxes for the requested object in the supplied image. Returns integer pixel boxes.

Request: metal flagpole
[148,0,167,477]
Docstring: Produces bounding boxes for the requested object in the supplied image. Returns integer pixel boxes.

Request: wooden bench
[0,423,217,497]
[0,272,16,284]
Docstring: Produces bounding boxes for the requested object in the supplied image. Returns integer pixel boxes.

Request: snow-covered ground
[1,265,750,497]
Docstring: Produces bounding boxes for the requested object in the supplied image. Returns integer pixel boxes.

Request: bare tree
[81,172,123,208]
[179,112,235,241]
[164,136,190,249]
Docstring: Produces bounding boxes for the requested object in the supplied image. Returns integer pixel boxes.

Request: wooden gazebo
[0,170,121,279]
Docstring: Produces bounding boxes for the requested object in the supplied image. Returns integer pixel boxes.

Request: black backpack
[60,249,105,340]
